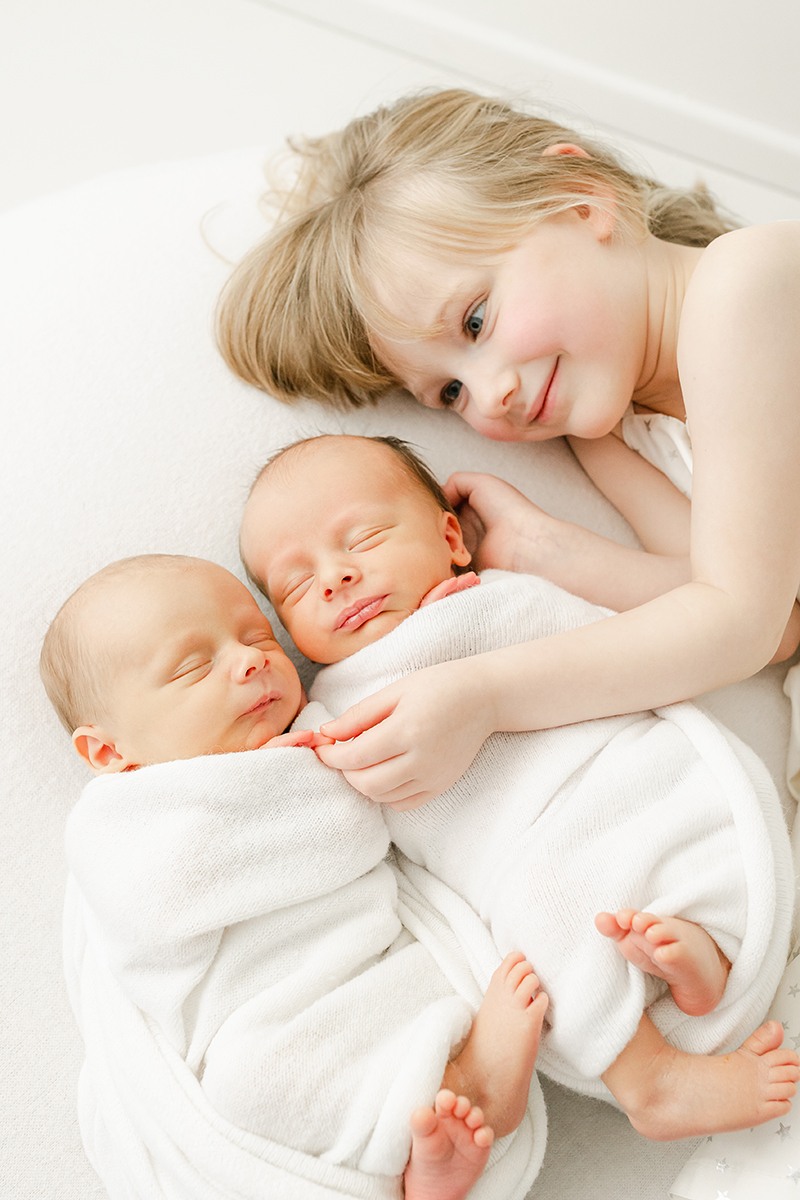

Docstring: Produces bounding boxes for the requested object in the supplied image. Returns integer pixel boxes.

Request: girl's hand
[264,728,336,750]
[445,472,560,574]
[316,658,495,809]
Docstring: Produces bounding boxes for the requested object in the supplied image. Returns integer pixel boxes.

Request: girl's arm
[318,224,800,807]
[443,463,695,614]
[565,431,690,556]
[567,430,800,664]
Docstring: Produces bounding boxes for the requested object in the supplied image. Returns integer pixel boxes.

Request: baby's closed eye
[349,527,390,551]
[170,658,211,683]
[280,573,314,606]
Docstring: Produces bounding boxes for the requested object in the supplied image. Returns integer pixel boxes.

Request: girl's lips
[528,358,559,425]
[336,595,388,631]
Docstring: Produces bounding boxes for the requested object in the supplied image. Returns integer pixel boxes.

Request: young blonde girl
[216,88,800,810]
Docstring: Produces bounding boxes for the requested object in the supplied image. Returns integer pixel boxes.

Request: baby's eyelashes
[171,658,211,683]
[280,574,313,606]
[349,528,389,551]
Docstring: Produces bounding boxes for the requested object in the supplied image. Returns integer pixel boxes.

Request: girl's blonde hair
[217,89,738,409]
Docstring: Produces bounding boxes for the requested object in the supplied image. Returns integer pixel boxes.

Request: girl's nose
[471,366,519,419]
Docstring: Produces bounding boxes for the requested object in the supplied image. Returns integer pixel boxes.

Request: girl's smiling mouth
[527,358,560,426]
[336,595,388,631]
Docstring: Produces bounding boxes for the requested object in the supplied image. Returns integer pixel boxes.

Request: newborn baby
[41,554,549,1200]
[241,432,798,1142]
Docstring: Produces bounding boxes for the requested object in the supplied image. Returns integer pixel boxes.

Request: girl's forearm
[471,581,785,734]
[530,519,690,611]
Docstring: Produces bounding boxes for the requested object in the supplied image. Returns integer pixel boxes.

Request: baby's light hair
[40,554,196,735]
[217,88,738,409]
[242,434,467,599]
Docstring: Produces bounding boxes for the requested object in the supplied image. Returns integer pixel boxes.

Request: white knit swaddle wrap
[64,701,546,1200]
[313,573,794,1098]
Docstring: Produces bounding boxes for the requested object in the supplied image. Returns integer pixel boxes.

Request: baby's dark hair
[217,87,740,409]
[243,433,467,599]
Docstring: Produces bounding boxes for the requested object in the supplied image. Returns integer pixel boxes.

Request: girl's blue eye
[465,300,485,337]
[441,380,463,405]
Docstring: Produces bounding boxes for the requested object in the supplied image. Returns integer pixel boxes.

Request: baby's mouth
[244,690,280,716]
[335,595,388,631]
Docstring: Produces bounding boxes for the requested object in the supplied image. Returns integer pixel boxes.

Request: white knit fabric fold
[312,573,794,1097]
[64,701,546,1199]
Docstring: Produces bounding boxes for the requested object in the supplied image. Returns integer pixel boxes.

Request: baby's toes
[517,969,541,1005]
[631,910,660,935]
[615,908,641,931]
[473,1124,494,1149]
[769,1060,800,1086]
[433,1089,458,1117]
[463,1105,485,1130]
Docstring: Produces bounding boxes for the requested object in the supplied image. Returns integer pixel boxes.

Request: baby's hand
[264,728,336,750]
[419,572,480,607]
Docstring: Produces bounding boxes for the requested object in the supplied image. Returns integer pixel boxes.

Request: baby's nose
[322,570,355,600]
[238,645,267,679]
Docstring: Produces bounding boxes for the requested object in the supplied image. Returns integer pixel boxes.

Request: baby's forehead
[255,436,419,500]
[79,563,235,654]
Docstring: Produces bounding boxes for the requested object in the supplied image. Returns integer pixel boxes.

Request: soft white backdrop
[2,0,799,220]
[1,3,798,1199]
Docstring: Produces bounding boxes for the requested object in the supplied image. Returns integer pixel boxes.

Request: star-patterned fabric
[671,953,800,1198]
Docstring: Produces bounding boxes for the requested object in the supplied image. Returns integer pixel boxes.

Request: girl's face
[370,207,649,443]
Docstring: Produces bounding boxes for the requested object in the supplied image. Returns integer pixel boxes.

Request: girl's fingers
[443,470,486,506]
[319,693,399,746]
[314,724,405,775]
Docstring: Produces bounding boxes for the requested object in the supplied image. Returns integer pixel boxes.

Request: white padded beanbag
[1,147,795,1200]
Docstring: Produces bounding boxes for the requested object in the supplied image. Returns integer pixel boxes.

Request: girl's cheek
[464,411,528,443]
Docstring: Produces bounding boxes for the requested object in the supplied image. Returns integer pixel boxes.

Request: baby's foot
[618,1021,800,1141]
[595,908,730,1015]
[443,951,548,1137]
[404,1090,493,1200]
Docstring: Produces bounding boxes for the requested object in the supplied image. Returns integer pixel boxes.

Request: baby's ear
[72,726,135,774]
[443,512,472,568]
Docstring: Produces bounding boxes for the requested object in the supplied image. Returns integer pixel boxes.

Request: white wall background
[2,0,799,224]
[265,0,800,196]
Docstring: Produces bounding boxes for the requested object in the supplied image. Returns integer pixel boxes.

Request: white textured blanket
[312,572,795,1098]
[63,701,545,1200]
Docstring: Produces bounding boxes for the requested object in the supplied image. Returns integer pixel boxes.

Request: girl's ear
[443,512,472,568]
[72,725,136,774]
[542,142,591,160]
[543,142,616,239]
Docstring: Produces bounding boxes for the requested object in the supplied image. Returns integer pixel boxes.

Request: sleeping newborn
[240,432,798,1142]
[41,553,549,1200]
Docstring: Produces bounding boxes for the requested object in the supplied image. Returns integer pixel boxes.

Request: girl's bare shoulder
[687,221,800,306]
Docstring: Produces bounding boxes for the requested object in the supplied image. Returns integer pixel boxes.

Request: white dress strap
[620,408,694,499]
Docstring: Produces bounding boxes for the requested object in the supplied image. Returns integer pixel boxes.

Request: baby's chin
[312,606,415,664]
